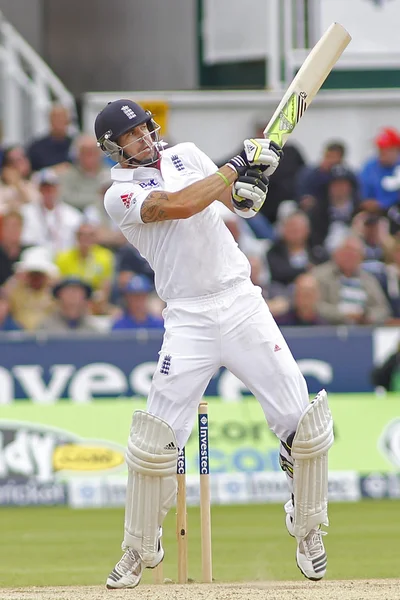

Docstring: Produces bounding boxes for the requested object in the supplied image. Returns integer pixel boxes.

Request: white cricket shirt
[104,142,250,301]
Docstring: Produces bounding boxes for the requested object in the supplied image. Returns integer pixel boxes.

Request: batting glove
[231,169,269,219]
[227,138,283,176]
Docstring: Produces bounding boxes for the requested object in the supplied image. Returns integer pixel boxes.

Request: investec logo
[177,448,186,475]
[199,415,209,475]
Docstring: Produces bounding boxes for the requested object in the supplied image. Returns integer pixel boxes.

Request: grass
[0,500,399,587]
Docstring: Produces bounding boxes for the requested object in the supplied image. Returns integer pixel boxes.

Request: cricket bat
[263,22,351,147]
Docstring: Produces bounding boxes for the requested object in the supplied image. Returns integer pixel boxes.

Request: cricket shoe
[285,499,327,581]
[106,533,164,589]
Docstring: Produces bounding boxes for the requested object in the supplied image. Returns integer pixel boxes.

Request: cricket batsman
[94,99,334,589]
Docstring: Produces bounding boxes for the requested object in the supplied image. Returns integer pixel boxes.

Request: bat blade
[263,22,351,147]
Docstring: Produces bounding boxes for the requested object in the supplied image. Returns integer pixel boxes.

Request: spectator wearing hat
[40,277,98,333]
[0,288,21,331]
[20,168,82,257]
[27,104,74,173]
[359,127,400,217]
[59,134,110,212]
[55,222,114,314]
[8,246,58,330]
[296,141,356,211]
[112,275,163,330]
[308,164,360,251]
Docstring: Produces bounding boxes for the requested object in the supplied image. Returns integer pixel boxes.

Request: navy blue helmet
[94,99,160,165]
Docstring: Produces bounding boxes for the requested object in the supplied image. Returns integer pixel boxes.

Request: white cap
[14,246,59,277]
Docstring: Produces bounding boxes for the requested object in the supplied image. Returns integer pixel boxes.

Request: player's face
[118,124,155,162]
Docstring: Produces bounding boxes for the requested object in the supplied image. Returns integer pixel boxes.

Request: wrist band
[215,170,230,187]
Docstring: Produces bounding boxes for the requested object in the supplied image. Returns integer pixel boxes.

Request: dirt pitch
[0,580,399,600]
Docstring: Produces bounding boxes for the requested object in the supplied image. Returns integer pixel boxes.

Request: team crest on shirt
[171,155,185,172]
[120,192,135,208]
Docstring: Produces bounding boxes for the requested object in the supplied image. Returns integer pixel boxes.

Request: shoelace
[116,548,142,576]
[303,529,327,559]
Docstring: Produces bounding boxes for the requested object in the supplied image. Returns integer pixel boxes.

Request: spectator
[112,275,163,330]
[359,127,400,219]
[8,246,58,330]
[297,141,356,210]
[352,213,389,279]
[0,288,21,331]
[312,235,391,325]
[83,172,125,248]
[40,277,98,333]
[116,244,155,292]
[21,169,82,257]
[267,210,328,292]
[218,122,306,226]
[261,143,306,225]
[375,238,400,320]
[308,165,360,251]
[59,134,109,211]
[27,104,73,172]
[371,342,400,392]
[215,202,270,261]
[55,222,114,314]
[217,123,286,239]
[275,274,327,326]
[0,145,39,213]
[0,211,28,286]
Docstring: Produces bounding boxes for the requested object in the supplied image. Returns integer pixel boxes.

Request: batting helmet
[94,99,159,164]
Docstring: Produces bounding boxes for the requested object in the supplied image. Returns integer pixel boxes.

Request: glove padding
[228,138,283,177]
[231,169,269,219]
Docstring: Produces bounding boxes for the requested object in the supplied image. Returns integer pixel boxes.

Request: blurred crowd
[1,104,400,334]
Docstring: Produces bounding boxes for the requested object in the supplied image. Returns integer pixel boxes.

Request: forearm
[176,165,237,215]
[141,165,237,222]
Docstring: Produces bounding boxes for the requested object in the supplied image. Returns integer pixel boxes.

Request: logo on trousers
[160,354,171,375]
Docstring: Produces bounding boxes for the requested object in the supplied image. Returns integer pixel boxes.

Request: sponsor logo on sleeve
[139,178,158,189]
[120,192,134,208]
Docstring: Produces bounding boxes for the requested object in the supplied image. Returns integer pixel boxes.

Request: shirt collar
[111,163,161,182]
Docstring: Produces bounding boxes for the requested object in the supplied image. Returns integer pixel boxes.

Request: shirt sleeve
[188,143,219,177]
[104,182,150,228]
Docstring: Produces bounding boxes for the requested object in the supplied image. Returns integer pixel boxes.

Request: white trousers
[147,279,309,450]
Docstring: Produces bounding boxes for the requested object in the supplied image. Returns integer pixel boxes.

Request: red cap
[375,127,400,149]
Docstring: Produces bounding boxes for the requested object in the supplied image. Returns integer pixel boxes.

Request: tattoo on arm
[141,192,170,223]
